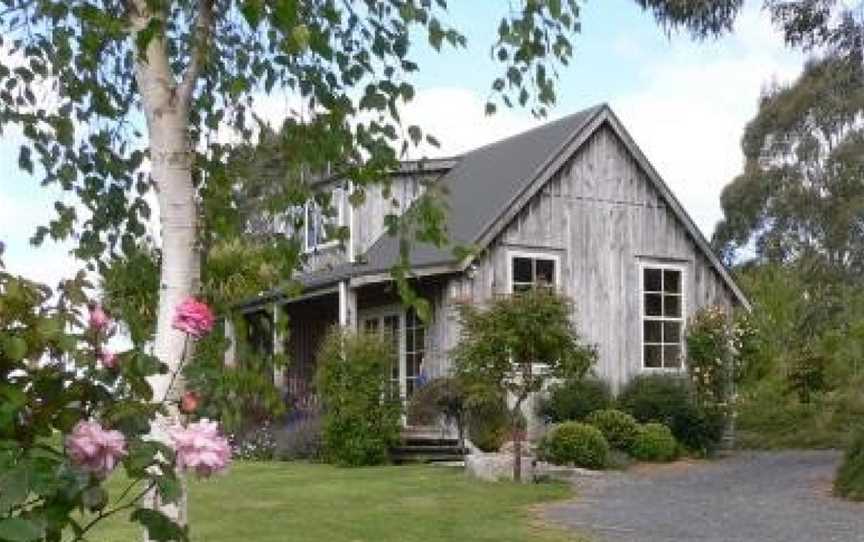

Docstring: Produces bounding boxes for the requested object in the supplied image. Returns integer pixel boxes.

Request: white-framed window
[304,187,344,252]
[640,262,686,370]
[507,251,559,293]
[361,306,426,403]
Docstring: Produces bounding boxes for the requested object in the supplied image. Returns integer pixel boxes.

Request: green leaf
[240,0,263,27]
[156,475,182,505]
[0,518,43,542]
[0,464,29,512]
[17,147,32,174]
[135,17,164,59]
[131,508,188,542]
[407,125,422,145]
[81,486,108,512]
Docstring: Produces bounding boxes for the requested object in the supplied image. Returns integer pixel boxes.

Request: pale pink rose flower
[88,304,110,332]
[172,297,215,339]
[168,419,231,478]
[66,420,127,478]
[99,350,119,369]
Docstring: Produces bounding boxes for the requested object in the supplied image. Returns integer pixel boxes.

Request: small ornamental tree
[0,259,229,542]
[453,287,596,481]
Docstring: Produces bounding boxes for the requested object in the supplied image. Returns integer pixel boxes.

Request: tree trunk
[511,396,527,482]
[131,3,199,537]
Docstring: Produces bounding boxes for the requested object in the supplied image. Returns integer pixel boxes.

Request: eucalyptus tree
[713,54,864,275]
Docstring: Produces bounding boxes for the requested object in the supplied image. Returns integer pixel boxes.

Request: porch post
[272,303,287,392]
[338,280,357,330]
[223,317,236,368]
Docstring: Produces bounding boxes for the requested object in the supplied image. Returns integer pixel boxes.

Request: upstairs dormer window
[304,187,344,252]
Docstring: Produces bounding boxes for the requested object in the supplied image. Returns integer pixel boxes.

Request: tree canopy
[713,54,864,276]
[2,0,586,269]
[453,287,596,480]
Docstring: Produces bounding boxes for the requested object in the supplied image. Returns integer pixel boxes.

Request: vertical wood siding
[436,124,737,391]
[303,172,440,273]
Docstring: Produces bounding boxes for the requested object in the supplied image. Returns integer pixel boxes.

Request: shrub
[466,391,512,452]
[274,410,323,461]
[618,374,726,455]
[618,374,691,424]
[675,404,728,455]
[537,422,609,469]
[736,377,864,450]
[586,409,640,452]
[408,377,467,442]
[316,328,402,466]
[537,377,612,423]
[835,427,864,501]
[630,423,679,462]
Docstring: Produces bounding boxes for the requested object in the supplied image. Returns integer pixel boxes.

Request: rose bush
[0,264,229,542]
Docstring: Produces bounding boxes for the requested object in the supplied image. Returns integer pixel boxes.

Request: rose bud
[181,391,201,414]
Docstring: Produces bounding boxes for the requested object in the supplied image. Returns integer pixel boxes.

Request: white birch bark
[129,0,211,537]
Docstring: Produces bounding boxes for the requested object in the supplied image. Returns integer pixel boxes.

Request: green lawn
[88,462,582,542]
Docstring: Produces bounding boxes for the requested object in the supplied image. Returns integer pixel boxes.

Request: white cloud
[610,6,804,236]
[0,189,83,288]
[399,88,539,158]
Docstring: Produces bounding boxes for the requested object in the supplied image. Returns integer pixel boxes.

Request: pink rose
[172,297,215,339]
[66,420,127,478]
[99,350,119,369]
[168,419,231,478]
[88,304,110,332]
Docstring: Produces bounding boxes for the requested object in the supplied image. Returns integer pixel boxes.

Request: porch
[229,277,453,429]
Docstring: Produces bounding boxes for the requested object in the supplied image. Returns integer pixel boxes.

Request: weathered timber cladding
[303,172,437,273]
[438,124,736,390]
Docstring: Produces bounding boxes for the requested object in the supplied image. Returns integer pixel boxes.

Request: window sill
[304,241,340,254]
[640,366,686,374]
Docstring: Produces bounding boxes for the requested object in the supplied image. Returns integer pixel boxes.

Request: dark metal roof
[356,105,605,274]
[237,103,750,310]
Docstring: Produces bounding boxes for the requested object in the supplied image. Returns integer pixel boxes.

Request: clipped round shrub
[834,427,864,501]
[586,409,640,452]
[630,423,679,462]
[538,377,612,423]
[537,422,609,469]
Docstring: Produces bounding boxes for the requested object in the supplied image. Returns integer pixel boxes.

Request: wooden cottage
[233,104,749,427]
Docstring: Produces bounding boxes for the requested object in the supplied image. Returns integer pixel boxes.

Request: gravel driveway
[542,450,864,542]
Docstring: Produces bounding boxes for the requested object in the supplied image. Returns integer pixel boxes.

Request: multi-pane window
[304,188,343,252]
[642,266,685,370]
[510,255,557,292]
[405,308,425,398]
[383,314,401,398]
[362,309,424,401]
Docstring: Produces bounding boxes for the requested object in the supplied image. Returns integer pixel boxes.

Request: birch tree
[3,0,590,536]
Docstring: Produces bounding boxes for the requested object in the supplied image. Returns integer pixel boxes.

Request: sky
[0,0,806,288]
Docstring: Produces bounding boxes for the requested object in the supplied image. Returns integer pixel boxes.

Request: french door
[361,307,425,404]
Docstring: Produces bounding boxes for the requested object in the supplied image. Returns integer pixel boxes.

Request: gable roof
[240,104,749,310]
[353,105,604,275]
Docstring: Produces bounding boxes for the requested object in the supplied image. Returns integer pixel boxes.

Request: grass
[735,384,864,450]
[87,462,583,542]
